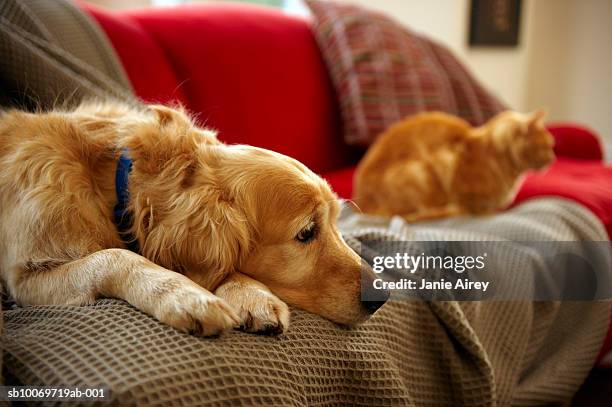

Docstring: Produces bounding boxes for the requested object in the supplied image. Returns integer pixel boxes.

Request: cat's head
[488,109,555,171]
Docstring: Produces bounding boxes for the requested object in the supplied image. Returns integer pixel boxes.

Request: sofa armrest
[547,124,603,161]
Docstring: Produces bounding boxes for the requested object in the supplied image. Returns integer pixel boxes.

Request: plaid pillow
[305,0,506,147]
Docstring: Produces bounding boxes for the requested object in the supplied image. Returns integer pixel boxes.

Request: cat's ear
[528,108,547,128]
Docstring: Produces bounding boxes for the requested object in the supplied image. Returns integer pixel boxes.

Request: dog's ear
[137,190,251,278]
[198,197,252,272]
[149,104,178,126]
[122,105,214,180]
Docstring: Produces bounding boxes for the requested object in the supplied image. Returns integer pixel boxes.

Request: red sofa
[81,0,612,364]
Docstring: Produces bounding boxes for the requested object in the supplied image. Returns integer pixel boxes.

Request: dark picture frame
[469,0,522,47]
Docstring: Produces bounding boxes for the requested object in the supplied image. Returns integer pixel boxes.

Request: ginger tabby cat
[354,110,555,221]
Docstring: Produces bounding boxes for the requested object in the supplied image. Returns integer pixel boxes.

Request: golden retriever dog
[0,102,387,336]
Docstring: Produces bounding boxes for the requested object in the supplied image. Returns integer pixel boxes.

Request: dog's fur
[0,102,380,336]
[354,110,555,221]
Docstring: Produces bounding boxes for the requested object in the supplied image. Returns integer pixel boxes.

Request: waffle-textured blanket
[3,198,610,406]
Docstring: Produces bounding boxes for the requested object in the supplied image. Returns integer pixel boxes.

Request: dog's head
[124,105,387,326]
[224,146,389,325]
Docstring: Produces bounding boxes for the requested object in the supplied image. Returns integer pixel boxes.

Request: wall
[525,0,612,148]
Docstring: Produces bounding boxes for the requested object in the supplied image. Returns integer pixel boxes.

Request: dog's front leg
[9,248,240,336]
[215,272,290,334]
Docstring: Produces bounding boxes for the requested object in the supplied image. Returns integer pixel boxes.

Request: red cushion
[83,2,351,174]
[548,124,604,161]
[514,158,612,238]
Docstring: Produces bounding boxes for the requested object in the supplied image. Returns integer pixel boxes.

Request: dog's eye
[296,225,317,243]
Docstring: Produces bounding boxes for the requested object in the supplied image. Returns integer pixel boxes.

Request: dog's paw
[239,291,290,335]
[216,282,290,335]
[157,284,240,336]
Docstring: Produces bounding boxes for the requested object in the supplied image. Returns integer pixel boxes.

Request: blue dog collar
[113,150,139,253]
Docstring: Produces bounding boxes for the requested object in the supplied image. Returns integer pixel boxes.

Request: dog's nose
[362,297,388,314]
[361,265,390,314]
